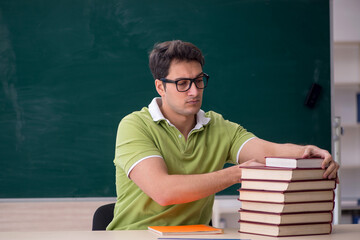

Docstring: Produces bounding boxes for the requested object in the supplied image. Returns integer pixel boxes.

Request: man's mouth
[186,99,200,104]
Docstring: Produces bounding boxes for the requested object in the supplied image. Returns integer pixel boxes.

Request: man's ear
[155,79,165,96]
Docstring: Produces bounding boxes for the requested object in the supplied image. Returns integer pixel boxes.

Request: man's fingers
[323,160,339,181]
[301,147,312,159]
[240,159,265,167]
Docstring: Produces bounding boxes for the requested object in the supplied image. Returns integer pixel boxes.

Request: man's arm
[238,138,339,181]
[128,137,339,206]
[129,157,263,206]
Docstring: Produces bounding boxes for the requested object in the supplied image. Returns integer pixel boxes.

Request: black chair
[92,203,115,231]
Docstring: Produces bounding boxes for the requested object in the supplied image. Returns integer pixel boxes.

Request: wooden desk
[0,225,359,240]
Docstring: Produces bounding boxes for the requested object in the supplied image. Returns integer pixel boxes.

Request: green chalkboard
[0,0,331,198]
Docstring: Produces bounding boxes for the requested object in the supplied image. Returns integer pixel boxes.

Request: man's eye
[177,80,188,86]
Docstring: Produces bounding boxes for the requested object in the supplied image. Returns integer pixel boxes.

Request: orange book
[148,224,223,235]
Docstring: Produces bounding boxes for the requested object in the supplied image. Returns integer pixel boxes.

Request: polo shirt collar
[148,97,211,129]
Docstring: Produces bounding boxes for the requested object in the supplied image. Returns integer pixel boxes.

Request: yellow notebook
[148,224,223,235]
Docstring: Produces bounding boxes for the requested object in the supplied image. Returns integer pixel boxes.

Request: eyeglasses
[160,73,209,92]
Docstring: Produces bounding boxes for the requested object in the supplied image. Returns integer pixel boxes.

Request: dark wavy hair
[149,40,205,80]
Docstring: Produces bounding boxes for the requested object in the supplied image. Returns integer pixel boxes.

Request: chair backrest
[92,203,115,231]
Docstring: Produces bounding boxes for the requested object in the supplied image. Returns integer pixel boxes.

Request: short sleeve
[225,120,256,164]
[114,113,162,176]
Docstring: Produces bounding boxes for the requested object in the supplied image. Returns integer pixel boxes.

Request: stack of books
[238,157,336,237]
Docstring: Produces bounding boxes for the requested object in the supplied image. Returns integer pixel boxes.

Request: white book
[266,157,323,168]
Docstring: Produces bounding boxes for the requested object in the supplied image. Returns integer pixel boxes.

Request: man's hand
[239,159,265,167]
[302,145,340,183]
[239,138,340,184]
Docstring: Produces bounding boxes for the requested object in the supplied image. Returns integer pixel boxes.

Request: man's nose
[187,82,199,95]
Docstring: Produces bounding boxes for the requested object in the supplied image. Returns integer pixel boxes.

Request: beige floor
[0,199,115,232]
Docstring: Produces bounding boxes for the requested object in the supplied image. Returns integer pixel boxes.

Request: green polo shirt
[106,98,256,230]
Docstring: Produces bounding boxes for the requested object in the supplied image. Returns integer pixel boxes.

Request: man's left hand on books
[302,145,340,183]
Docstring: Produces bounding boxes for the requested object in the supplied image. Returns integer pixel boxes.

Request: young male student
[106,40,339,230]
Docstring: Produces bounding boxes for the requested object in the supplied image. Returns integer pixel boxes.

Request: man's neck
[159,105,197,139]
[172,115,197,139]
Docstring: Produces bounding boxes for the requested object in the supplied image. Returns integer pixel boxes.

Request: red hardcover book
[239,200,335,213]
[240,179,336,192]
[239,221,332,237]
[240,166,326,181]
[238,189,335,203]
[238,209,333,225]
[265,157,324,168]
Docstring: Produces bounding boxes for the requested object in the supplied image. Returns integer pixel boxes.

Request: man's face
[157,60,204,119]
